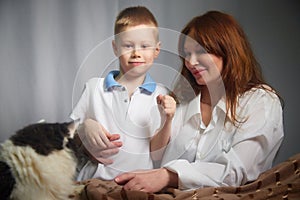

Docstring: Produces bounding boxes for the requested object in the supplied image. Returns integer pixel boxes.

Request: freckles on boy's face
[113,25,160,76]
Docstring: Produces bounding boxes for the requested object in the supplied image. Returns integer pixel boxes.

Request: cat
[0,121,84,200]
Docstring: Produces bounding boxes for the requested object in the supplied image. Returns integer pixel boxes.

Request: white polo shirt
[70,70,169,180]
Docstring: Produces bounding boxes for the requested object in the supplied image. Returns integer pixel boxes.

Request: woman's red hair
[177,11,281,124]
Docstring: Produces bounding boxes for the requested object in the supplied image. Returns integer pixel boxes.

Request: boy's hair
[114,6,158,35]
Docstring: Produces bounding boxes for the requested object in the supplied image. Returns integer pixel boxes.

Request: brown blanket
[78,153,300,200]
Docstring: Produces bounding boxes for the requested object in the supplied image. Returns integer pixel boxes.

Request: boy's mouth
[128,61,145,66]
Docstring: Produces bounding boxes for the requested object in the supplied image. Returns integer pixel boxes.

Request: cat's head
[10,120,79,156]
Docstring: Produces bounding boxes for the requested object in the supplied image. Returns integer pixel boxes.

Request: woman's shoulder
[242,84,280,101]
[239,84,282,112]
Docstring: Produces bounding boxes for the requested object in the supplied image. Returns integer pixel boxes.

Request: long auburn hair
[177,10,281,124]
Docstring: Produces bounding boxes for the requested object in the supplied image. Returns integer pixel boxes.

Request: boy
[71,6,176,181]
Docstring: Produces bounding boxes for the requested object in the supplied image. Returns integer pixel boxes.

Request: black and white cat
[0,121,84,200]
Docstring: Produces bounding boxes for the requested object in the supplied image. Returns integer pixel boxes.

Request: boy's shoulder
[85,77,105,90]
[87,77,103,83]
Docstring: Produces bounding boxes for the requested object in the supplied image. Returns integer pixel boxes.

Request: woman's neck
[200,84,224,107]
[200,87,212,126]
[200,86,212,105]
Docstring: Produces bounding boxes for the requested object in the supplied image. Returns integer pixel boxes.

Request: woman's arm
[162,89,284,190]
[115,168,178,193]
[116,89,284,192]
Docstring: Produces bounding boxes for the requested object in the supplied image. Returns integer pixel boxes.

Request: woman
[114,10,284,192]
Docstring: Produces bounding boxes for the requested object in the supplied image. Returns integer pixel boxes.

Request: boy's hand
[78,119,122,165]
[156,95,176,120]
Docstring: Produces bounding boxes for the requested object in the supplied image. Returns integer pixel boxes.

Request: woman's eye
[196,48,207,55]
[184,52,191,57]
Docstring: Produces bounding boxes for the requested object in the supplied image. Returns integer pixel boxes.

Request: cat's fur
[0,121,83,200]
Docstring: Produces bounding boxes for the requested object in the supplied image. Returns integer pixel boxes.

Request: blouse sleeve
[163,89,284,190]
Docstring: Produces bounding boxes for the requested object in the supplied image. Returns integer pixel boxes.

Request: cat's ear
[37,119,46,123]
[67,119,80,138]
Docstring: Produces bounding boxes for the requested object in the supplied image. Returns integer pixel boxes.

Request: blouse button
[222,140,231,153]
[197,152,203,159]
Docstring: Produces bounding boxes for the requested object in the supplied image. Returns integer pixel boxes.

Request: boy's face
[112,24,160,78]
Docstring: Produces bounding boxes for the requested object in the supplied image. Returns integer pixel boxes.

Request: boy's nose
[131,48,141,57]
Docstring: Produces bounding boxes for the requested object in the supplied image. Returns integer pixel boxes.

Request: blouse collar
[183,94,227,124]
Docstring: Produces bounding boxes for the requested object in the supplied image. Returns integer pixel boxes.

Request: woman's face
[183,34,223,86]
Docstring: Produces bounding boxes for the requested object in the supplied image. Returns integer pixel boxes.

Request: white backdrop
[0,0,299,165]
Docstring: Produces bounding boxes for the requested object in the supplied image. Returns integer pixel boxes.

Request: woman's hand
[114,168,178,193]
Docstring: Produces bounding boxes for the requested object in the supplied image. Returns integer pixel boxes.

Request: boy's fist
[156,94,176,119]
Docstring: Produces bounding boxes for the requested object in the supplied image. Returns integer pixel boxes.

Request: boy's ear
[154,41,161,58]
[112,40,118,56]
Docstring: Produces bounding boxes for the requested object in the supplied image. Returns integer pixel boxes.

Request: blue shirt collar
[104,70,121,89]
[104,70,156,93]
[140,73,156,93]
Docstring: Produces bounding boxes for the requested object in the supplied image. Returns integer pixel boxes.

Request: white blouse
[160,87,284,190]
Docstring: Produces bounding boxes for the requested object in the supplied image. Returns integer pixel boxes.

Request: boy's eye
[141,44,150,48]
[123,44,133,49]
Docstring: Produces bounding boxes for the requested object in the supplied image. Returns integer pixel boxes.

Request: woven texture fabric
[78,153,300,200]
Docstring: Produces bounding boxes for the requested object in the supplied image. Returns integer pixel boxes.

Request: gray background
[0,0,299,165]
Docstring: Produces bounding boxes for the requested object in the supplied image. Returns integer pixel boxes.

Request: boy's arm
[77,119,123,165]
[150,95,176,161]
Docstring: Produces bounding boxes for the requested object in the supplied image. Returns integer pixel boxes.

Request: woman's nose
[188,54,198,66]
